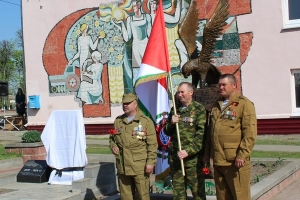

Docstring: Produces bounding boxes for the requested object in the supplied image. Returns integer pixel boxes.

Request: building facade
[22,0,300,134]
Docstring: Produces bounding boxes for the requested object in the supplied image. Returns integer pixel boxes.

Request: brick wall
[5,145,46,164]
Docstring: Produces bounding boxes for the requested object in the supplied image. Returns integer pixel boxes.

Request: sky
[0,0,22,41]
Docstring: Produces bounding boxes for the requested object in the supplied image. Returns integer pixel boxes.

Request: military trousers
[170,166,206,200]
[118,173,150,200]
[214,165,250,200]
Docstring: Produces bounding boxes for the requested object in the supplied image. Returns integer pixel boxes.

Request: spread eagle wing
[178,0,199,57]
[199,0,229,64]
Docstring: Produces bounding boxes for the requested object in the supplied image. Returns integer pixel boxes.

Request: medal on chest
[181,111,194,126]
[132,122,147,140]
[221,102,238,120]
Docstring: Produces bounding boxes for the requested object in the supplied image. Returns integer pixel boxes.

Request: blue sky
[0,0,22,41]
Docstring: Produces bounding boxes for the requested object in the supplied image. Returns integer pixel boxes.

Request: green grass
[0,145,22,160]
[86,144,300,158]
[86,145,111,154]
[255,139,300,146]
[252,150,300,158]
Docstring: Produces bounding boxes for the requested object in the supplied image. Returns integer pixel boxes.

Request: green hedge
[22,130,41,143]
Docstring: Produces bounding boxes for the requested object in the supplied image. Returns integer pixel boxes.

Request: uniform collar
[218,93,240,111]
[178,101,195,113]
[121,111,143,124]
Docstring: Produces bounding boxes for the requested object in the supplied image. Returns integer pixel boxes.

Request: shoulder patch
[140,114,152,121]
[116,114,125,119]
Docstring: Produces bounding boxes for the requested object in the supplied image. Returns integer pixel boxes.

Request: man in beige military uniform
[109,93,157,200]
[204,74,257,200]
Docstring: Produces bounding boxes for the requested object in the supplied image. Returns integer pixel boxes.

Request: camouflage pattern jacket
[164,101,206,168]
[205,93,257,167]
[109,111,157,175]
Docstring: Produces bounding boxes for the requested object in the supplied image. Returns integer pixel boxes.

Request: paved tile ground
[0,182,79,200]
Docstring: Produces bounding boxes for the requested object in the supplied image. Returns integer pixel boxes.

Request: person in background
[15,88,26,121]
[109,93,157,200]
[204,74,257,200]
[164,82,207,200]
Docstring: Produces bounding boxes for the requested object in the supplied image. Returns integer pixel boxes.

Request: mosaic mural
[42,0,252,117]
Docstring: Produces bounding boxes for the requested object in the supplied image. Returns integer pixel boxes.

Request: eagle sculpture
[179,0,229,88]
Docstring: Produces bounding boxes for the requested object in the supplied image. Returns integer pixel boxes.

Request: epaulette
[193,101,205,109]
[239,95,249,101]
[239,95,254,105]
[140,114,151,121]
[116,114,126,119]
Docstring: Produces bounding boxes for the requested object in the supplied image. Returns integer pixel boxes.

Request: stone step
[73,162,118,199]
[87,154,115,163]
[0,170,19,187]
[0,157,23,169]
[0,157,117,199]
[0,158,23,187]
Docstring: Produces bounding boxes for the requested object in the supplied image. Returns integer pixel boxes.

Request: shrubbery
[22,130,41,143]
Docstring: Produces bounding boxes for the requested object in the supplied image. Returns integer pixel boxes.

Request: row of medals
[221,110,236,120]
[182,117,194,126]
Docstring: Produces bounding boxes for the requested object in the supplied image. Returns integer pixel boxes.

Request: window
[282,0,300,29]
[291,70,300,115]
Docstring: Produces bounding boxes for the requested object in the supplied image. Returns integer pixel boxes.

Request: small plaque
[17,160,52,183]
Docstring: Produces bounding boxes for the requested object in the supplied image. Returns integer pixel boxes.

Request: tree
[14,29,26,94]
[0,29,25,109]
[16,29,23,49]
[0,40,15,82]
[0,40,14,108]
[10,50,25,93]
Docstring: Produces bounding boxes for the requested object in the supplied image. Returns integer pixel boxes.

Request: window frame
[291,69,300,116]
[282,0,300,29]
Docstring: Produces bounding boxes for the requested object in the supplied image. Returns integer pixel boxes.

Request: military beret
[122,93,137,103]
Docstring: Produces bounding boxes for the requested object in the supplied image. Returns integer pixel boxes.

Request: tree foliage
[0,40,15,82]
[0,29,25,108]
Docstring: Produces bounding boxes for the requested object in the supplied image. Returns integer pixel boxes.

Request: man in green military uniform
[109,93,157,200]
[164,82,207,200]
[204,74,257,200]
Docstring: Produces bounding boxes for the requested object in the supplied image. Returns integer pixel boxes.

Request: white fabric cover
[48,170,84,185]
[41,110,88,184]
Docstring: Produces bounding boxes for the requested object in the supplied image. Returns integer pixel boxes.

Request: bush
[22,130,41,143]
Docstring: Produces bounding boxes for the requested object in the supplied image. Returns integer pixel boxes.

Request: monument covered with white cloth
[41,110,88,185]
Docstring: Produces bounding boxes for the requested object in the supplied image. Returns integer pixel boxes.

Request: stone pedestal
[4,142,46,164]
[193,84,220,111]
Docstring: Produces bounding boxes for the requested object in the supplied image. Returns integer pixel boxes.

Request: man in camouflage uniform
[109,93,157,200]
[204,74,257,200]
[164,82,207,200]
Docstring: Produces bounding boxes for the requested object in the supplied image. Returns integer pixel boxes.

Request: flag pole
[167,71,185,176]
[158,0,185,176]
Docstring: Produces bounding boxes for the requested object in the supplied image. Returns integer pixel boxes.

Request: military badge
[221,102,238,120]
[132,123,147,140]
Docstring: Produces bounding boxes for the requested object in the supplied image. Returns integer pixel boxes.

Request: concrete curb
[4,142,44,148]
[251,160,300,200]
[253,145,300,152]
[0,157,23,169]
